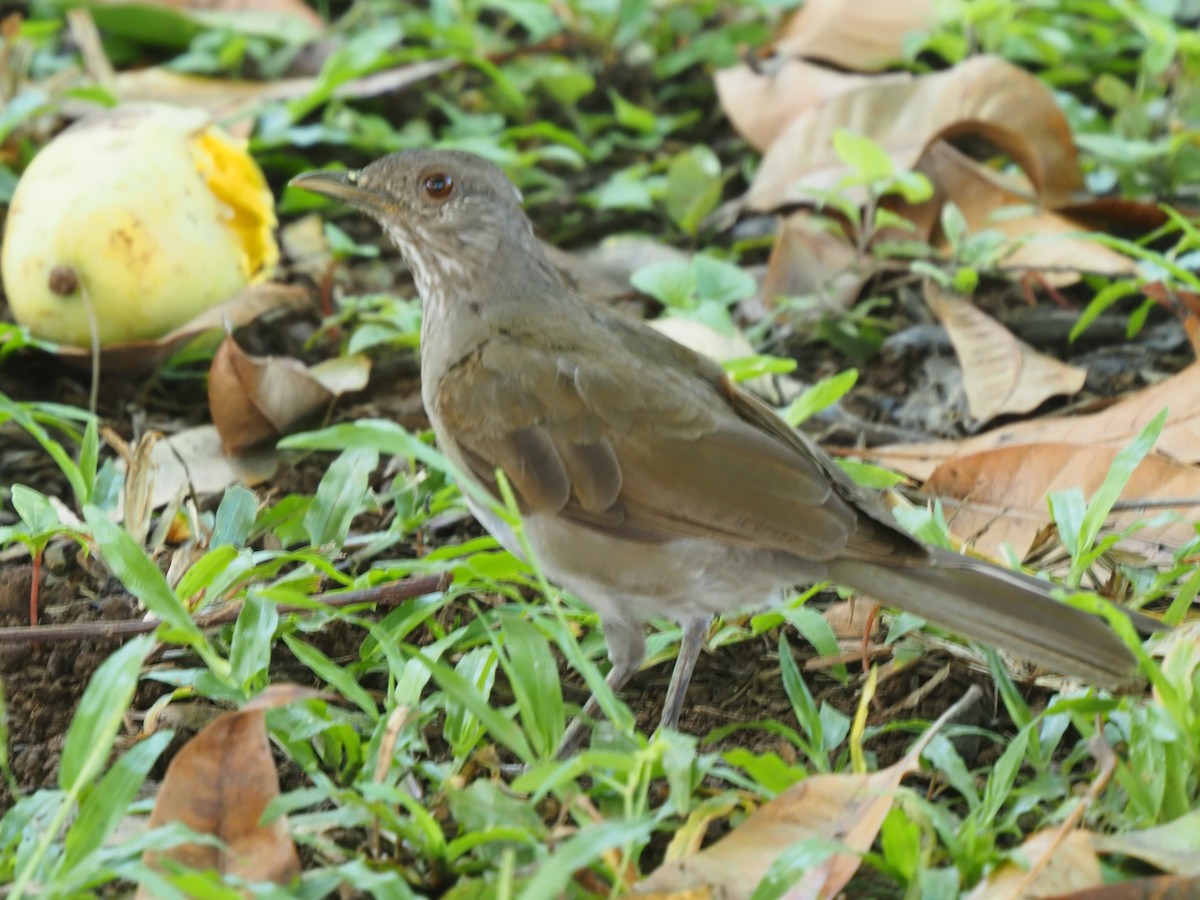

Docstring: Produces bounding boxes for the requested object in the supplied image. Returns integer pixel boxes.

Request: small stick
[0,573,451,644]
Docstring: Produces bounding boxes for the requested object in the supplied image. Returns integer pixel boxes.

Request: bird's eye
[423,173,454,200]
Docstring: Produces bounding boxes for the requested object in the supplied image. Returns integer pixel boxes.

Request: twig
[0,573,451,644]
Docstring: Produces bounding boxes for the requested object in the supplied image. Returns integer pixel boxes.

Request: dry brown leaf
[208,338,370,454]
[308,354,372,396]
[146,425,279,510]
[924,282,1087,423]
[965,830,1102,900]
[132,0,325,29]
[110,58,456,118]
[774,0,937,71]
[280,214,333,281]
[761,210,874,316]
[136,685,319,895]
[922,443,1200,559]
[899,143,1137,285]
[744,55,1082,212]
[1089,810,1200,878]
[634,688,978,899]
[822,598,880,641]
[715,61,884,152]
[1046,875,1200,900]
[52,283,311,374]
[855,362,1200,481]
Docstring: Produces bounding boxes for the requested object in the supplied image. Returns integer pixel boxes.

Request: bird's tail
[828,548,1148,689]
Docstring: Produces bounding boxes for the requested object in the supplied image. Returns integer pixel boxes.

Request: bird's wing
[433,315,919,563]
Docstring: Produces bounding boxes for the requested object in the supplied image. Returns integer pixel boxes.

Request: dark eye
[423,173,454,200]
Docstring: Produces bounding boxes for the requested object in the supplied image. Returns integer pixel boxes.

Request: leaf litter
[1,0,1199,896]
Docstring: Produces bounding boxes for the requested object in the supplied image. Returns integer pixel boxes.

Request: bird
[292,149,1149,755]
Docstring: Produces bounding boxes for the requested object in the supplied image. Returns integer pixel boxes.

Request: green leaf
[304,447,378,548]
[1048,487,1087,559]
[494,612,564,758]
[832,129,895,184]
[665,146,723,236]
[608,89,657,134]
[1071,408,1167,583]
[631,260,696,309]
[749,837,843,900]
[212,485,258,549]
[517,817,657,900]
[284,634,378,718]
[229,593,279,691]
[59,637,154,793]
[443,647,499,757]
[401,642,535,764]
[835,459,906,490]
[10,485,59,535]
[83,509,218,668]
[779,635,824,768]
[784,370,858,426]
[64,730,172,870]
[722,354,798,383]
[77,418,98,507]
[694,255,755,306]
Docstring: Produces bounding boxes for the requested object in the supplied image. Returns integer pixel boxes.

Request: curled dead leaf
[744,55,1082,212]
[923,281,1087,423]
[899,143,1138,285]
[208,336,371,455]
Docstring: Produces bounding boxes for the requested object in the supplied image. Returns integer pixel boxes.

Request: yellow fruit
[1,104,279,347]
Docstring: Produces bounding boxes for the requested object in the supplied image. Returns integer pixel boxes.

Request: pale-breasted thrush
[293,150,1147,754]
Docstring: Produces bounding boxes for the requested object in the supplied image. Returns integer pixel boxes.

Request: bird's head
[291,149,531,300]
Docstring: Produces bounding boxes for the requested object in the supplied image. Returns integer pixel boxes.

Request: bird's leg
[658,615,711,731]
[556,616,645,759]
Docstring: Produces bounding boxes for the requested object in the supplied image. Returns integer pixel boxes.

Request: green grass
[2,0,1199,895]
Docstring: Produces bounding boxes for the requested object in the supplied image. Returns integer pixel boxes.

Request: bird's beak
[289,169,376,209]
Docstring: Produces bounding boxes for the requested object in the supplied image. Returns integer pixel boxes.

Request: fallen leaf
[1089,809,1200,878]
[634,687,979,898]
[715,60,883,152]
[966,829,1102,899]
[136,685,318,896]
[855,362,1200,481]
[208,336,370,454]
[279,213,333,281]
[145,0,325,30]
[900,143,1137,285]
[923,282,1087,423]
[146,425,279,510]
[761,210,874,315]
[51,283,311,374]
[744,55,1082,212]
[773,0,937,71]
[922,443,1200,559]
[1047,875,1200,899]
[649,317,801,404]
[103,429,162,547]
[71,0,321,48]
[106,57,456,118]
